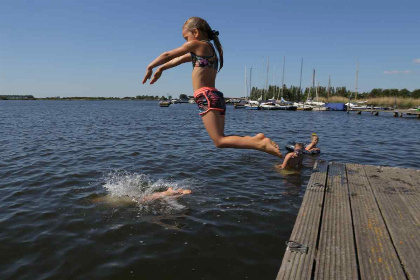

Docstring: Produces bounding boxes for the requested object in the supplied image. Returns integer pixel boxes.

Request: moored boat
[245,100,260,110]
[234,101,247,109]
[294,102,314,111]
[260,102,278,110]
[276,104,298,110]
[159,101,171,107]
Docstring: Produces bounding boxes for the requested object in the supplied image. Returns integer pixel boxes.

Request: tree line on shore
[3,89,419,102]
[0,95,186,101]
[249,85,420,101]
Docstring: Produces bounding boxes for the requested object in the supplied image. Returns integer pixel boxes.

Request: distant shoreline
[1,96,419,109]
[0,97,161,101]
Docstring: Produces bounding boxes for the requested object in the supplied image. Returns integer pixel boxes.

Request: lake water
[1,100,419,279]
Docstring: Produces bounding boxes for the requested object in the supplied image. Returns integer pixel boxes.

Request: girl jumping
[142,17,282,158]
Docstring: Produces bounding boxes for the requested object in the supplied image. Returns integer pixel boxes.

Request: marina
[277,161,420,280]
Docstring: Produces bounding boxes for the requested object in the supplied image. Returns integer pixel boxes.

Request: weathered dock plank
[314,162,358,280]
[380,166,420,223]
[277,162,419,279]
[364,165,420,279]
[276,161,328,280]
[346,164,406,280]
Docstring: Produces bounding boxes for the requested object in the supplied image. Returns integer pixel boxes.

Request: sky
[0,0,419,98]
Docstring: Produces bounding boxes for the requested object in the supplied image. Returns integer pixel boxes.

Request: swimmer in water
[142,17,282,158]
[141,187,191,202]
[276,143,304,170]
[92,187,191,205]
[304,133,320,153]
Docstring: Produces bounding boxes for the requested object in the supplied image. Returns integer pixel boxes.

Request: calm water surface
[1,101,419,279]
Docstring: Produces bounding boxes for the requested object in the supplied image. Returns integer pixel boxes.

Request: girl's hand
[142,68,153,84]
[150,68,162,84]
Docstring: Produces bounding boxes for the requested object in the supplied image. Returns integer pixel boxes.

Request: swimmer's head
[311,133,319,144]
[295,142,303,149]
[294,143,304,155]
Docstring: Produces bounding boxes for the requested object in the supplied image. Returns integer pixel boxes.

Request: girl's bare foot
[260,138,283,158]
[253,133,265,140]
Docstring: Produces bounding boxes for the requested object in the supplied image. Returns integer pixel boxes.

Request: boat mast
[316,81,320,103]
[355,61,359,101]
[249,67,252,100]
[261,57,265,101]
[327,74,331,102]
[310,68,315,101]
[281,56,285,99]
[273,64,276,99]
[298,58,303,103]
[265,57,269,99]
[244,66,248,100]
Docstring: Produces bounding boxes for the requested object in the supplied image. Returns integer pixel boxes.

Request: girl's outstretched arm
[160,53,192,71]
[142,42,196,84]
[149,54,192,84]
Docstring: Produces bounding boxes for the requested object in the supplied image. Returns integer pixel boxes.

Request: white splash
[102,170,195,212]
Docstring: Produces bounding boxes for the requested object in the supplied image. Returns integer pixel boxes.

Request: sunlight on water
[102,171,197,212]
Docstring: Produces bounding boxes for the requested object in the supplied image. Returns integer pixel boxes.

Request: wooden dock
[277,161,420,280]
[349,108,420,118]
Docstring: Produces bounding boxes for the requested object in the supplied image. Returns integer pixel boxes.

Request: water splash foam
[102,170,196,212]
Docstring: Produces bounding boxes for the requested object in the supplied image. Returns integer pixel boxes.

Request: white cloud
[384,70,411,74]
[413,58,420,64]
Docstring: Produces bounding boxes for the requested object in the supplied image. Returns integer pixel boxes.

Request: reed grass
[318,96,420,109]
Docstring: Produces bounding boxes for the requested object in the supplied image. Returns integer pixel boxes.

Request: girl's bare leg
[201,111,283,158]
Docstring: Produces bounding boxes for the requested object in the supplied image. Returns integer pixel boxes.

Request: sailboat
[313,82,328,111]
[305,69,327,110]
[260,101,278,110]
[345,61,368,110]
[294,59,313,110]
[259,57,278,109]
[274,56,297,110]
[234,67,248,109]
[244,66,260,110]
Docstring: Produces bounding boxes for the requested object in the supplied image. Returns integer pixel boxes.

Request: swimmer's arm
[141,188,192,202]
[279,153,294,169]
[305,142,315,151]
[142,192,165,202]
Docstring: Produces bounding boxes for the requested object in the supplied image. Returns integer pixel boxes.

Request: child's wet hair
[183,17,223,72]
[295,142,303,149]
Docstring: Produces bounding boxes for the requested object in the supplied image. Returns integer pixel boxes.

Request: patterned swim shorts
[194,87,226,116]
